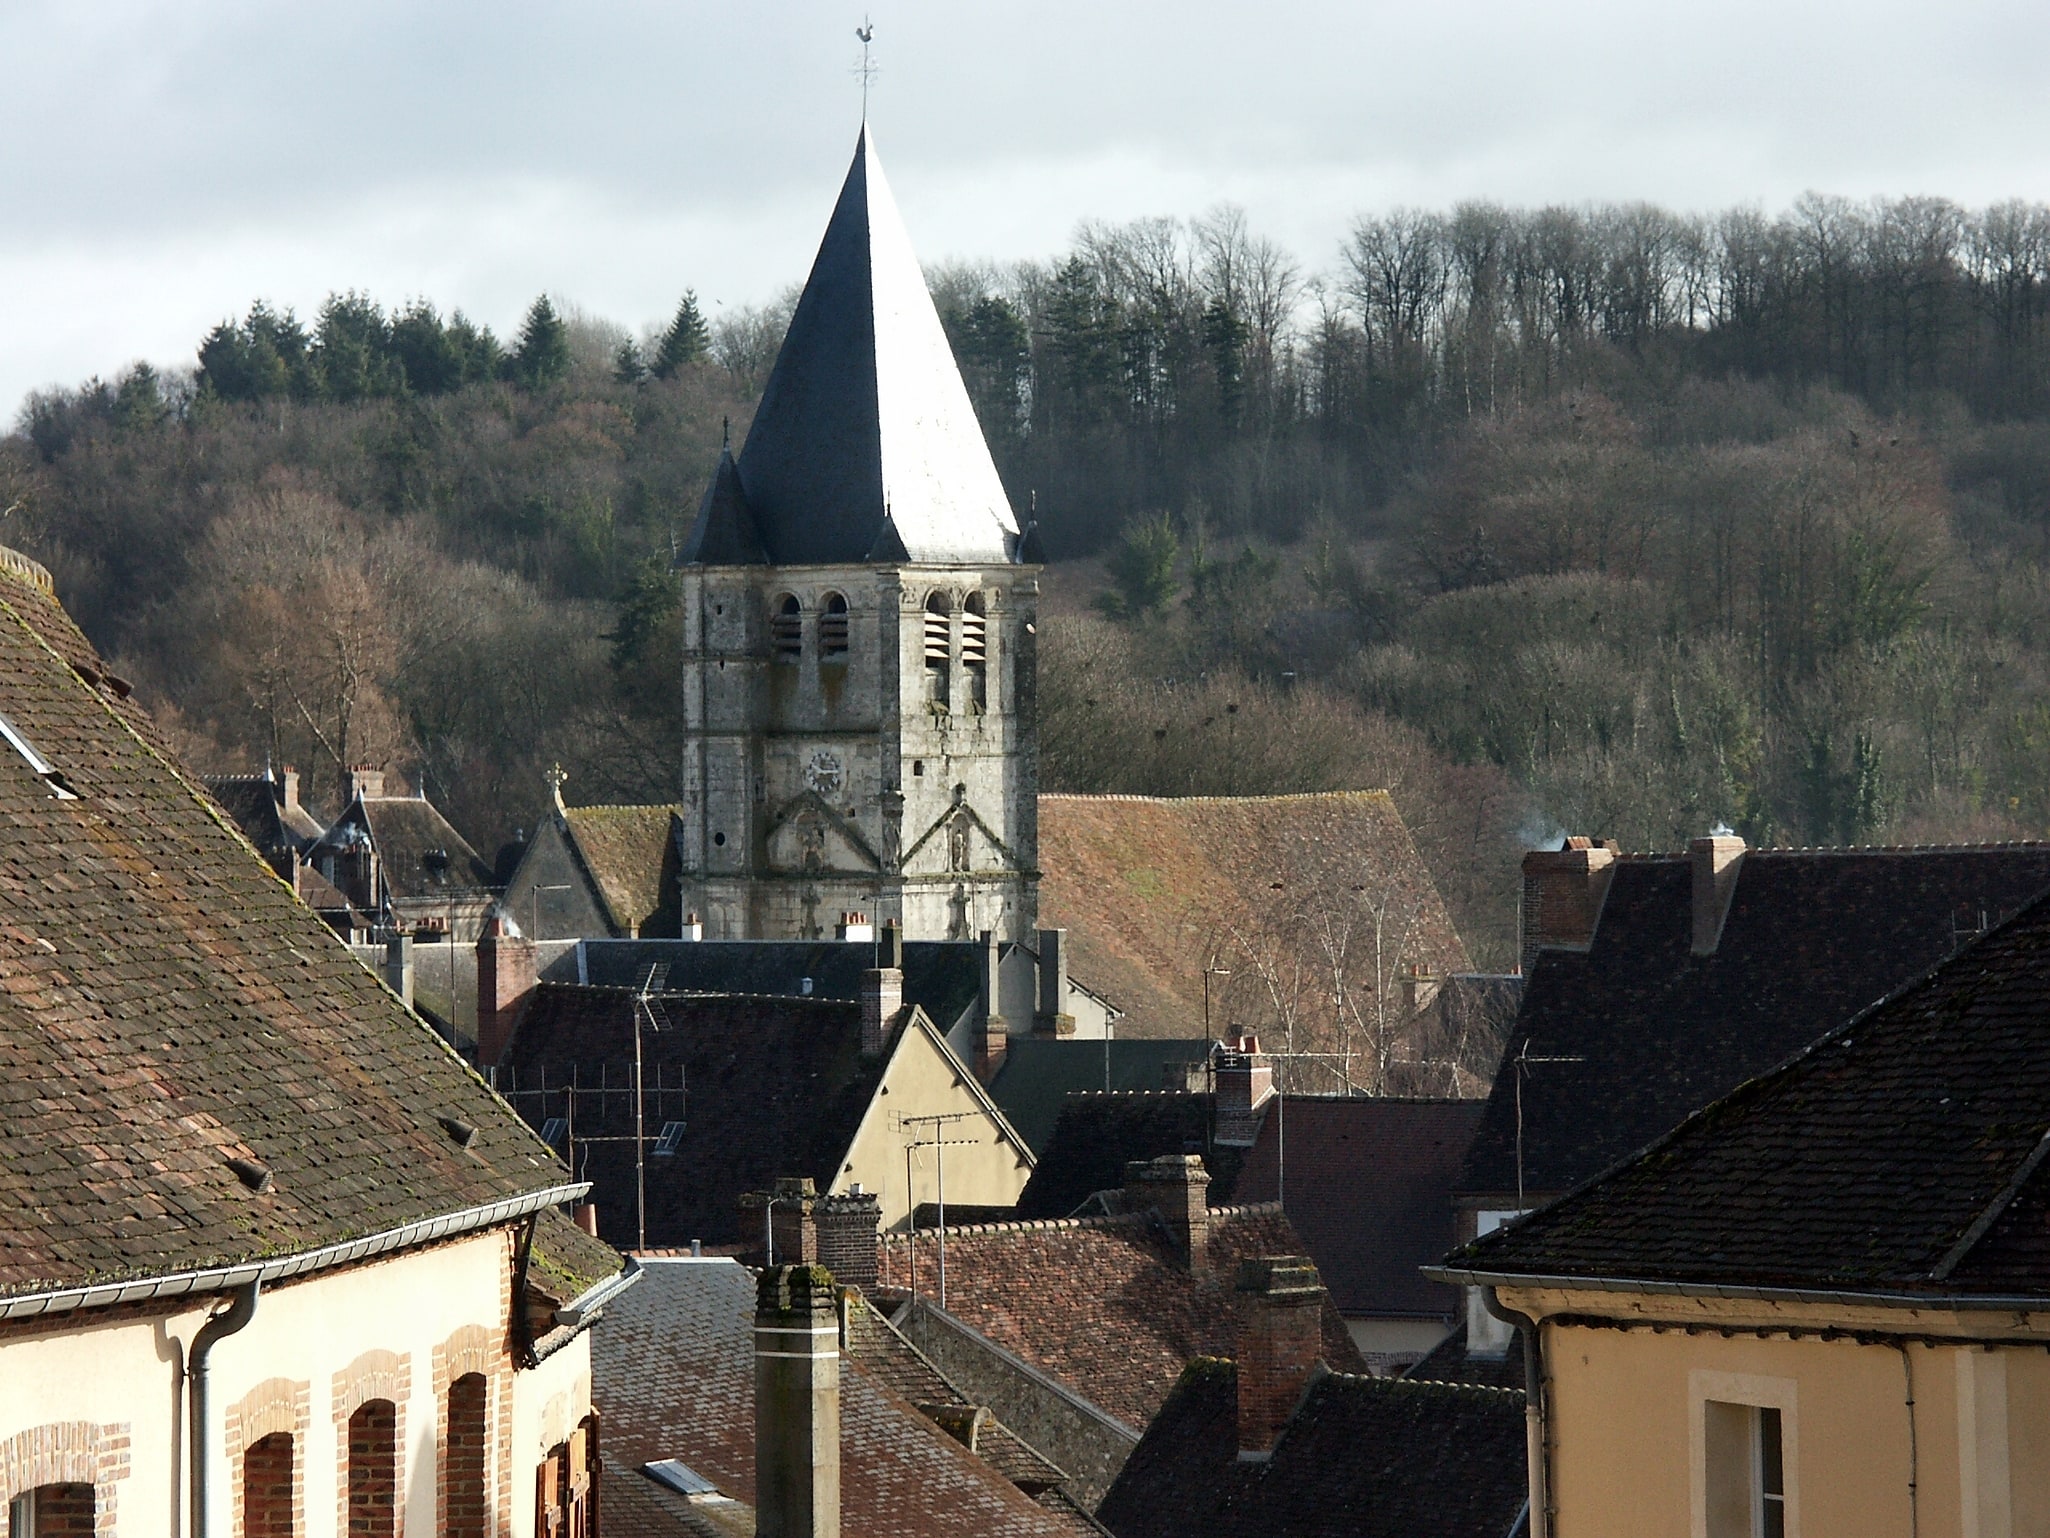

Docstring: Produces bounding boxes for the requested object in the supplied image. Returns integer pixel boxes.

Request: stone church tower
[675,129,1042,941]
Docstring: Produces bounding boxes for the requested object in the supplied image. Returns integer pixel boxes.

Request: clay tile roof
[882,1208,1364,1430]
[1013,1093,1252,1218]
[527,1207,627,1309]
[1096,1360,1529,1538]
[1460,845,2050,1203]
[594,1257,1100,1538]
[1036,793,1469,1039]
[1234,1097,1485,1320]
[1453,884,2050,1298]
[0,560,572,1299]
[560,805,684,936]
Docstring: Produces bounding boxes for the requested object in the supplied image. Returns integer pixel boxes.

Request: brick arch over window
[0,1422,129,1537]
[434,1325,509,1538]
[332,1349,411,1538]
[242,1432,295,1538]
[227,1379,310,1538]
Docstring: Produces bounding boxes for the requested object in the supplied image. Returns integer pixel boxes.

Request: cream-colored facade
[1497,1282,2050,1538]
[1,1229,596,1538]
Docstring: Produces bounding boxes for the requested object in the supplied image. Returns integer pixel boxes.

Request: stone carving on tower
[674,128,1042,941]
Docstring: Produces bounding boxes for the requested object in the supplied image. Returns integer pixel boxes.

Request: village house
[498,785,687,941]
[1435,879,2050,1538]
[0,542,627,1537]
[204,766,326,881]
[305,767,499,942]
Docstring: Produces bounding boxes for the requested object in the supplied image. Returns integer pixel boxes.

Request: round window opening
[713,832,727,846]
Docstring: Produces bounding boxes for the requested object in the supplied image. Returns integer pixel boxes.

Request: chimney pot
[1234,1254,1327,1458]
[879,919,903,971]
[836,911,875,942]
[573,1203,599,1237]
[754,1264,841,1538]
[1690,833,1747,955]
[681,909,704,941]
[1125,1154,1211,1271]
[345,766,386,802]
[1519,837,1620,974]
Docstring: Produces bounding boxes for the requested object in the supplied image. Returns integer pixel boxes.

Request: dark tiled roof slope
[1234,1098,1484,1318]
[1038,793,1470,1039]
[986,1040,1214,1155]
[501,986,885,1250]
[593,1258,1099,1538]
[577,939,982,1032]
[203,774,320,855]
[1403,1324,1525,1390]
[881,1208,1364,1429]
[527,1208,626,1308]
[313,796,495,901]
[1013,1093,1250,1218]
[1454,885,2050,1296]
[1461,847,2050,1200]
[560,805,683,935]
[1098,1360,1527,1538]
[0,569,569,1296]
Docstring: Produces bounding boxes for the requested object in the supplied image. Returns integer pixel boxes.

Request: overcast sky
[7,0,2050,417]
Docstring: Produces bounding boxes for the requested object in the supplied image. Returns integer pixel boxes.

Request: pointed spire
[678,447,769,565]
[702,128,1018,568]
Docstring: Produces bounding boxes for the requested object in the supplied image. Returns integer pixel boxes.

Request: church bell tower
[675,128,1042,942]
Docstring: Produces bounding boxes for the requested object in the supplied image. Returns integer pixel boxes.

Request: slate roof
[1096,1360,1528,1538]
[559,804,683,936]
[1012,1092,1252,1218]
[1449,883,2050,1298]
[593,1257,1103,1538]
[204,771,325,853]
[499,985,889,1250]
[880,1207,1365,1430]
[0,556,573,1299]
[684,128,1021,568]
[1037,793,1470,1040]
[986,1040,1214,1161]
[1462,845,2050,1203]
[1234,1098,1485,1320]
[313,794,496,903]
[1404,1324,1525,1391]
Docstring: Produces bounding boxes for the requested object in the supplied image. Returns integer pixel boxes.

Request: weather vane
[853,17,878,120]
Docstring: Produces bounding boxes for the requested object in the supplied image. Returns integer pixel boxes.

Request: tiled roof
[203,773,323,854]
[1096,1359,1528,1538]
[316,796,496,902]
[880,1207,1364,1430]
[559,805,683,936]
[1233,1097,1484,1319]
[593,1257,1102,1538]
[527,1208,626,1309]
[1452,884,2050,1297]
[1013,1093,1250,1218]
[0,562,571,1298]
[1402,1323,1525,1390]
[1461,845,2050,1202]
[1037,793,1470,1039]
[499,985,887,1250]
[985,1040,1214,1155]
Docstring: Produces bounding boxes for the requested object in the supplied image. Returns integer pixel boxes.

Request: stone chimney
[1519,836,1621,974]
[384,933,414,1010]
[1235,1256,1327,1459]
[344,766,386,803]
[860,967,904,1058]
[277,767,302,816]
[475,916,538,1067]
[976,930,1008,1081]
[1212,1036,1274,1148]
[1033,927,1074,1037]
[816,1187,881,1294]
[1690,832,1747,956]
[1398,963,1440,1015]
[680,909,704,941]
[1125,1154,1211,1271]
[835,911,875,943]
[755,1264,840,1538]
[741,1178,821,1268]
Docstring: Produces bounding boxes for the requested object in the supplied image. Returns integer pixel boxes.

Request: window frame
[1692,1371,1798,1538]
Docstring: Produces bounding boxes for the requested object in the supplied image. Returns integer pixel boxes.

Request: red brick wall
[0,1422,130,1536]
[445,1374,490,1538]
[346,1401,398,1538]
[29,1486,96,1536]
[1236,1294,1323,1455]
[242,1433,295,1538]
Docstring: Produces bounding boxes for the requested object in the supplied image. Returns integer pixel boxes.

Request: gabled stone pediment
[901,789,1021,876]
[766,791,883,875]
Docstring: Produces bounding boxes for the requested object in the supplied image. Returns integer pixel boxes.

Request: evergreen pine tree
[613,338,648,385]
[509,296,571,389]
[650,291,710,379]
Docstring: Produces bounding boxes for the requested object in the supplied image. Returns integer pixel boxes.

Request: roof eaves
[1422,1264,2050,1316]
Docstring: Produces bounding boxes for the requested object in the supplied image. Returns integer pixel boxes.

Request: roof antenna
[853,18,877,122]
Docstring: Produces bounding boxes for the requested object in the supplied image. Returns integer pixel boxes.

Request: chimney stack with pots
[475,915,538,1067]
[1519,836,1621,975]
[754,1264,841,1538]
[860,964,905,1058]
[344,766,386,803]
[1033,928,1074,1037]
[739,1178,821,1269]
[278,767,302,816]
[1125,1154,1212,1272]
[1690,832,1747,956]
[680,909,704,941]
[835,911,875,943]
[815,1187,881,1294]
[1235,1256,1327,1459]
[1212,1036,1275,1148]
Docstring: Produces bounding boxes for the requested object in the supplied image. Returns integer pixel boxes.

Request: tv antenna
[1512,1039,1583,1213]
[853,18,878,119]
[899,1110,978,1307]
[631,963,672,1249]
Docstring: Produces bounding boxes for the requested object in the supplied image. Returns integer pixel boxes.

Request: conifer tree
[650,291,710,380]
[509,296,571,389]
[613,338,648,385]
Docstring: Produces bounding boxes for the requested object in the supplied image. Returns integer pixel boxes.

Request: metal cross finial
[545,762,568,811]
[853,18,878,120]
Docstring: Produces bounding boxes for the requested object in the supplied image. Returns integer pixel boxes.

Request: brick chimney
[1519,836,1621,974]
[1690,832,1746,955]
[741,1177,821,1268]
[475,916,538,1067]
[1125,1154,1211,1271]
[680,909,703,941]
[976,930,1008,1081]
[1033,927,1074,1037]
[344,766,385,803]
[835,911,874,942]
[860,967,904,1058]
[816,1187,881,1294]
[755,1264,840,1538]
[1235,1256,1327,1459]
[1398,962,1440,1015]
[1212,1035,1274,1148]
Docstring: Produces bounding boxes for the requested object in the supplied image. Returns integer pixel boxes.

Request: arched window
[770,596,803,663]
[7,1486,96,1537]
[348,1399,399,1538]
[244,1433,295,1538]
[820,592,850,662]
[962,592,988,710]
[923,594,952,708]
[446,1373,489,1538]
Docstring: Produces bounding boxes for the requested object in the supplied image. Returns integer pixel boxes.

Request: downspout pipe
[1484,1286,1551,1538]
[189,1281,260,1538]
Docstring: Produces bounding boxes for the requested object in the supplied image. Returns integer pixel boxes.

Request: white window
[1694,1373,1796,1538]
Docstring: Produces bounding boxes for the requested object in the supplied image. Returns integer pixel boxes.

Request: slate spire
[681,128,1022,567]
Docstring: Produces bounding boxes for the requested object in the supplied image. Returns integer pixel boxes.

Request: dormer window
[962,592,988,710]
[820,592,850,662]
[0,712,76,800]
[923,593,952,707]
[770,595,803,663]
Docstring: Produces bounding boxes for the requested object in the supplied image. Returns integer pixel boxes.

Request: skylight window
[0,713,75,799]
[653,1121,687,1156]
